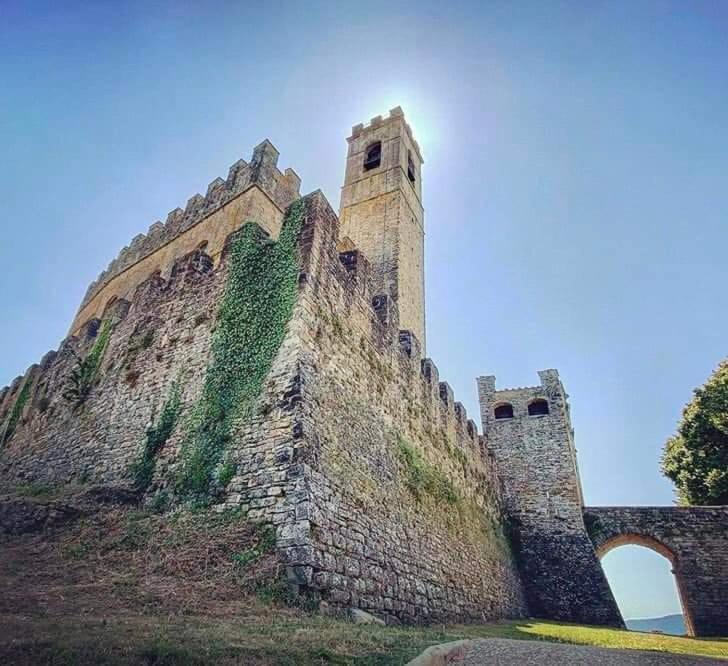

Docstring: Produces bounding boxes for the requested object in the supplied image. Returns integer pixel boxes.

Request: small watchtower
[339,107,426,350]
[477,370,622,627]
[477,369,584,520]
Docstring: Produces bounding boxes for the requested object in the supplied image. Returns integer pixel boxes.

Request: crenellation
[454,401,467,429]
[397,330,421,361]
[421,358,439,389]
[185,193,205,217]
[73,142,301,333]
[206,176,225,197]
[3,107,725,636]
[39,350,57,370]
[466,419,478,440]
[438,381,454,410]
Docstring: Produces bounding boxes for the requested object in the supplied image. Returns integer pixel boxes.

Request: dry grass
[0,495,725,665]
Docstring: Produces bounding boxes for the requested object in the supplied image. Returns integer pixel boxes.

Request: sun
[359,88,440,154]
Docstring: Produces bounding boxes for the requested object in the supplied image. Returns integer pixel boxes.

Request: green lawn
[467,620,728,660]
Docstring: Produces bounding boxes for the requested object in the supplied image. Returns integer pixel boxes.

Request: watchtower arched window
[494,403,514,420]
[528,399,549,416]
[407,150,416,183]
[363,142,381,171]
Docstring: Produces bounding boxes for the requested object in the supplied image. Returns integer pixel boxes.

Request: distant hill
[626,614,686,636]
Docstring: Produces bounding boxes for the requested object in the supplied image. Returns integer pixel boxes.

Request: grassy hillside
[1,488,725,665]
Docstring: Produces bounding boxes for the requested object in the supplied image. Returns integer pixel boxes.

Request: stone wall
[280,191,527,623]
[0,190,527,625]
[584,506,728,637]
[0,246,221,486]
[339,107,426,350]
[70,140,300,334]
[477,373,623,627]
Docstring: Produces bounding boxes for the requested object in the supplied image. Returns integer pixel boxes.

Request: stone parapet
[72,141,300,333]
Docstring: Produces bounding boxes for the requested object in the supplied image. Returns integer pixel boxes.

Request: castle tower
[477,369,584,520]
[339,107,426,349]
[477,370,623,627]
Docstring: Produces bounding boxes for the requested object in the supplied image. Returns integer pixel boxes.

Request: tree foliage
[661,360,728,505]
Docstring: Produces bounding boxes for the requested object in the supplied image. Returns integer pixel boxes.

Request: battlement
[73,141,300,332]
[297,191,481,458]
[3,191,481,462]
[348,106,423,163]
[477,366,584,522]
[477,370,566,422]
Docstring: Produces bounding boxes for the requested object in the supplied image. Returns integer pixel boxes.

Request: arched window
[407,150,416,183]
[528,399,550,416]
[364,142,381,171]
[494,403,514,419]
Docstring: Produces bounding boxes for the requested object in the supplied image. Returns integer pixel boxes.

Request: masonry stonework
[477,372,623,627]
[584,506,728,637]
[69,140,300,335]
[339,107,426,350]
[1,108,726,634]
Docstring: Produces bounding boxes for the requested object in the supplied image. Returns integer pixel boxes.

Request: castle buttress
[339,107,426,350]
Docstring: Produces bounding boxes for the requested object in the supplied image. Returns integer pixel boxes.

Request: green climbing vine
[1,380,32,445]
[130,383,182,493]
[177,200,305,502]
[63,318,113,408]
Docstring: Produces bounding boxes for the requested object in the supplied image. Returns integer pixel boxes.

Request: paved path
[460,638,725,665]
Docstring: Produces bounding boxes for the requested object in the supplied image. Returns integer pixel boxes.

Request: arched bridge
[583,506,728,637]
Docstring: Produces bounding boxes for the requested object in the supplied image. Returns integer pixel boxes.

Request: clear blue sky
[1,1,726,620]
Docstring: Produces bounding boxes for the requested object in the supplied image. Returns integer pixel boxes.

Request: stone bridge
[583,506,728,637]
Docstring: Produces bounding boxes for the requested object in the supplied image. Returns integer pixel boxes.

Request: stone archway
[595,532,695,636]
[583,506,728,637]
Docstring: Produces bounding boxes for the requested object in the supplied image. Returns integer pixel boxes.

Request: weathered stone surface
[478,372,728,638]
[478,372,625,628]
[340,108,426,350]
[348,608,386,625]
[289,192,527,624]
[1,113,726,636]
[0,187,527,625]
[584,506,728,637]
[70,141,301,335]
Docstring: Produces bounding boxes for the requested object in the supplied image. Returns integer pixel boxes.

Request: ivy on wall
[177,200,305,502]
[0,379,32,446]
[63,318,114,409]
[131,383,182,493]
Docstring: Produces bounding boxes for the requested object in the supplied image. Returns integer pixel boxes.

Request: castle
[1,108,726,636]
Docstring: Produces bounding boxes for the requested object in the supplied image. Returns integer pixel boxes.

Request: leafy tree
[661,360,728,505]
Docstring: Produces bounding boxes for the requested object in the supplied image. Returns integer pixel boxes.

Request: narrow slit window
[407,151,416,183]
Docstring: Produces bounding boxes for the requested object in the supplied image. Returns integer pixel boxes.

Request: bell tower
[339,107,426,349]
